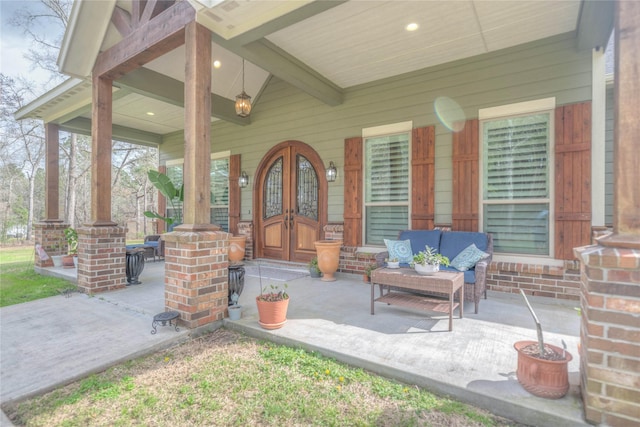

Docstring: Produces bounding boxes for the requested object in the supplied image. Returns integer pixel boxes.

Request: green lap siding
[160,32,592,227]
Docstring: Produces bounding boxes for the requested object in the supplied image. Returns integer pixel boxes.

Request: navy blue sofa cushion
[399,230,442,256]
[439,231,488,263]
[440,265,477,283]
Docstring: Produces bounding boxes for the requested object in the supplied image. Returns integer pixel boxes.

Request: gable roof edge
[58,0,117,78]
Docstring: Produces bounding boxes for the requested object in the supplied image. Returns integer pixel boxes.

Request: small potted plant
[256,283,289,330]
[385,257,400,269]
[62,227,78,268]
[363,263,377,283]
[308,257,321,278]
[412,245,449,275]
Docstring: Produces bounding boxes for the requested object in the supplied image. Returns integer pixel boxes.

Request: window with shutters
[480,101,554,256]
[165,152,230,231]
[363,131,411,245]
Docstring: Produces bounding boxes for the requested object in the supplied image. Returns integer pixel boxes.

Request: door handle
[284,209,288,229]
[289,213,294,228]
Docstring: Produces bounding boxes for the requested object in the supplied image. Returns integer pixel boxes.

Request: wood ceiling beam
[94,0,195,80]
[59,117,163,147]
[227,0,348,46]
[207,1,345,106]
[115,68,250,125]
[240,39,343,106]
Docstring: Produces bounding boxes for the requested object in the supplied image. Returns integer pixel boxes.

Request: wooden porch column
[44,123,61,221]
[599,0,640,248]
[178,21,214,231]
[90,74,116,226]
[575,2,640,425]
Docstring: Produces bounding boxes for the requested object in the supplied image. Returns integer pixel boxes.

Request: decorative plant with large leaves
[144,170,184,227]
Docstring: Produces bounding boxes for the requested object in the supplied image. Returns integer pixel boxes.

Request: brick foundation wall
[162,230,229,329]
[33,222,69,267]
[238,221,253,260]
[574,244,640,426]
[77,225,127,294]
[487,260,582,301]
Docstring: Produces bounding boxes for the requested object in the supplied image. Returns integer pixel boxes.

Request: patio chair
[144,234,165,261]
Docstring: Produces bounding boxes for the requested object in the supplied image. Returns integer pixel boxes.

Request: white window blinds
[364,133,410,245]
[481,113,551,256]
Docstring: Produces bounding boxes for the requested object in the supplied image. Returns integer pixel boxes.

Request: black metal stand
[228,262,245,305]
[151,311,180,334]
[126,248,145,285]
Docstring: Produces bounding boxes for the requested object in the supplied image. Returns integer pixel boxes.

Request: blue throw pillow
[450,244,488,271]
[383,239,413,264]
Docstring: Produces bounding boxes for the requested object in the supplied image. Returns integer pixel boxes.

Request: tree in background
[2,0,159,241]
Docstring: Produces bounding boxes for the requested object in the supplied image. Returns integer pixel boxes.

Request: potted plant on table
[514,290,573,399]
[256,283,289,330]
[385,257,400,269]
[308,257,321,278]
[411,245,449,275]
[62,227,78,268]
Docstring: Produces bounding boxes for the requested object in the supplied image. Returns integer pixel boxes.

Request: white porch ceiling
[19,0,606,143]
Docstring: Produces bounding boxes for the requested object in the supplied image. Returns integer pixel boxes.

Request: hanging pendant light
[235,59,252,117]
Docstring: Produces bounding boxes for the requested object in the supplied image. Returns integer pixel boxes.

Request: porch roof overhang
[15,0,614,144]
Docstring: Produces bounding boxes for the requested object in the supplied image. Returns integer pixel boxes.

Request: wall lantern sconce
[239,171,249,188]
[235,59,252,117]
[326,161,337,182]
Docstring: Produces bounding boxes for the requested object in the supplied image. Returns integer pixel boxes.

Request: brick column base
[33,221,69,267]
[574,244,640,426]
[163,230,229,329]
[77,225,126,294]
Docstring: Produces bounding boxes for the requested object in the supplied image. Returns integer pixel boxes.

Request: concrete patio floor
[1,261,586,426]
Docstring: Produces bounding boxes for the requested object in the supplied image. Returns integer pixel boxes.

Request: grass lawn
[4,329,521,427]
[0,246,76,307]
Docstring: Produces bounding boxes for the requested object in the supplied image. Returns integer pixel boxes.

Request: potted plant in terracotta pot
[514,290,573,399]
[411,245,449,275]
[308,257,321,278]
[62,227,78,268]
[363,263,377,283]
[256,283,289,330]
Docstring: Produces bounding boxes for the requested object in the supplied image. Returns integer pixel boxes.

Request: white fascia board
[14,78,87,120]
[58,0,117,78]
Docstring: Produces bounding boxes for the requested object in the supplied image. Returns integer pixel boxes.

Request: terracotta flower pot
[228,235,246,262]
[62,255,76,268]
[314,240,342,282]
[256,296,289,329]
[514,340,572,399]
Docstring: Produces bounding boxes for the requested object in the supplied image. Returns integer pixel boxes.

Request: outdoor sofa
[144,234,165,261]
[375,230,493,314]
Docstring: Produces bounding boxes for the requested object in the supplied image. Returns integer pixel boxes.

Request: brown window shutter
[157,165,167,233]
[452,119,479,231]
[344,136,363,246]
[411,126,436,229]
[555,102,592,260]
[228,154,241,235]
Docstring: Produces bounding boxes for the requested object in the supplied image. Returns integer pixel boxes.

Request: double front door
[255,141,327,263]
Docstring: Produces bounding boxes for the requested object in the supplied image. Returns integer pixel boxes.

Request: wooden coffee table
[371,268,464,331]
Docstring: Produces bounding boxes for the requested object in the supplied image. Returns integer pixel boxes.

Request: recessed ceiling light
[146,112,155,116]
[406,23,419,32]
[213,60,221,69]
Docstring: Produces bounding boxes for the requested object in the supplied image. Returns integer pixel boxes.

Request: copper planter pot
[514,340,572,399]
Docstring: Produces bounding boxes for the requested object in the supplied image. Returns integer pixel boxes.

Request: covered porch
[12,261,583,426]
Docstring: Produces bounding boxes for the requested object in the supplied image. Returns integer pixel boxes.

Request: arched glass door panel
[264,157,283,219]
[297,155,318,221]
